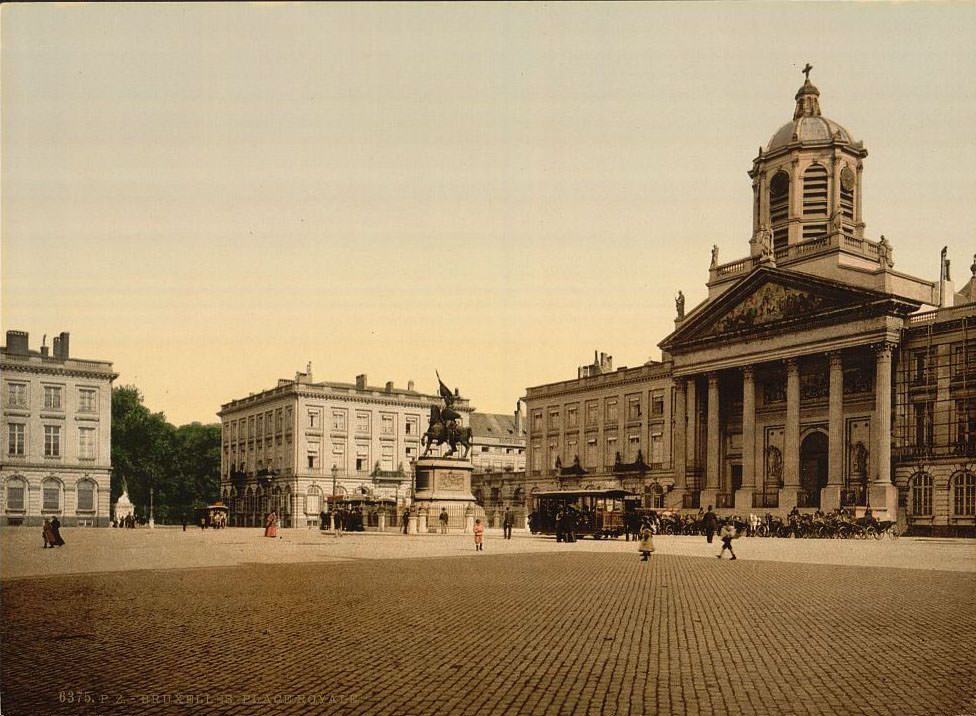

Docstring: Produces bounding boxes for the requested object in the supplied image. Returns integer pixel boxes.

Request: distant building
[469,406,528,527]
[217,370,471,528]
[523,73,976,535]
[1,330,116,527]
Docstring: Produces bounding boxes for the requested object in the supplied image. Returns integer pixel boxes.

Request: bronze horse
[420,405,472,459]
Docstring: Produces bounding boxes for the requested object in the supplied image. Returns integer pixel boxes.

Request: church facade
[523,72,975,535]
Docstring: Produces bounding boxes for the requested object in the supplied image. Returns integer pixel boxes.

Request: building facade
[469,407,527,526]
[523,74,976,535]
[1,331,116,527]
[218,369,471,528]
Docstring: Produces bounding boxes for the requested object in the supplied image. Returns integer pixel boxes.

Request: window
[7,382,28,408]
[531,410,543,433]
[79,427,96,459]
[79,389,96,412]
[332,410,347,431]
[627,395,641,421]
[584,438,598,468]
[651,390,664,416]
[566,404,579,429]
[306,487,321,515]
[8,424,25,457]
[355,444,369,473]
[955,398,976,454]
[628,435,640,461]
[307,410,320,429]
[44,426,61,457]
[650,432,664,465]
[43,479,60,511]
[910,473,933,516]
[605,399,618,424]
[5,479,26,512]
[43,386,63,410]
[953,472,975,516]
[585,401,598,426]
[405,416,418,435]
[913,401,934,447]
[77,480,95,512]
[548,408,560,431]
[381,444,394,471]
[356,412,370,434]
[606,435,618,465]
[381,414,395,435]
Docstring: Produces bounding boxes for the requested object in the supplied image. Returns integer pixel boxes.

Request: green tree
[111,385,175,521]
[172,422,222,516]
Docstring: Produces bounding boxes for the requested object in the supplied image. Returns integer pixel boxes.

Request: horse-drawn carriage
[530,489,636,540]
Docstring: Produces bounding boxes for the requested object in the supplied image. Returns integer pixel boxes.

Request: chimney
[514,401,522,434]
[939,247,955,308]
[407,380,415,391]
[53,332,70,359]
[5,331,29,356]
[385,381,394,393]
[41,335,49,357]
[356,374,367,390]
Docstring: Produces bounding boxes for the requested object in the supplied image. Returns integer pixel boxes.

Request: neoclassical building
[469,407,527,526]
[217,369,471,528]
[523,72,975,534]
[1,330,116,527]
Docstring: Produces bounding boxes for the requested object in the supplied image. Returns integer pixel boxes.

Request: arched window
[909,473,933,516]
[42,478,62,512]
[5,477,27,513]
[952,472,975,516]
[306,486,322,515]
[76,479,96,513]
[802,164,829,240]
[768,171,790,252]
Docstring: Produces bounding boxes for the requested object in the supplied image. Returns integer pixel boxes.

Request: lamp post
[149,486,155,529]
[330,464,338,532]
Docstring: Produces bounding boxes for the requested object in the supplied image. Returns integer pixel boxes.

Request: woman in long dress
[264,511,278,538]
[637,521,655,562]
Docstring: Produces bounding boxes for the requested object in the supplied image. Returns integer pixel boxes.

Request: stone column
[780,358,801,509]
[701,372,721,509]
[871,342,897,517]
[671,376,687,506]
[686,378,698,483]
[735,365,756,510]
[822,352,845,511]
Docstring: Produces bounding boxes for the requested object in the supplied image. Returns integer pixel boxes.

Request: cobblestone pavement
[2,533,974,716]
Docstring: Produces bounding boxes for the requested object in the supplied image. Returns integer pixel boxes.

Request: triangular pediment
[661,266,920,352]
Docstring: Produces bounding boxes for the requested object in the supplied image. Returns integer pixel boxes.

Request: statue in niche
[766,446,783,488]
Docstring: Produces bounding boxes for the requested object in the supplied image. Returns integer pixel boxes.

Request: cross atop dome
[793,63,822,120]
[802,63,813,81]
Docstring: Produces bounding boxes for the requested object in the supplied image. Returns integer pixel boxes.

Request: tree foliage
[111,386,220,523]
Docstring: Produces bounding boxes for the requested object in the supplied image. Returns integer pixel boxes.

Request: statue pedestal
[412,457,484,532]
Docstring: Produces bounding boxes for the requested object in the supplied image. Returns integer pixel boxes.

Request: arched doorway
[800,432,828,507]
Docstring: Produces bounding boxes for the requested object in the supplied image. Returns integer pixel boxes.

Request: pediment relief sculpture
[712,283,826,335]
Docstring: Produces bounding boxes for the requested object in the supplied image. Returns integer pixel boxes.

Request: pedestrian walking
[402,508,410,535]
[334,508,344,538]
[717,520,738,560]
[42,519,56,549]
[637,521,655,562]
[50,516,65,547]
[473,519,485,551]
[503,508,513,539]
[439,508,450,534]
[181,513,188,532]
[703,505,718,544]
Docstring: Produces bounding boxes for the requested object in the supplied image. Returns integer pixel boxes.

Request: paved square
[2,530,974,716]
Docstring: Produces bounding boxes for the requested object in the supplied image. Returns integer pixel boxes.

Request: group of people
[635,505,739,562]
[42,517,65,548]
[112,514,138,529]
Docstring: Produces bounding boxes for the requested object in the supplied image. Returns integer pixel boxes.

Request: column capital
[827,351,844,369]
[742,364,755,380]
[784,357,799,373]
[872,341,897,359]
[706,371,720,384]
[673,375,688,389]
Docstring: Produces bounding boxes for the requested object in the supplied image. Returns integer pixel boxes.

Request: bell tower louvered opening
[769,170,790,252]
[802,164,828,240]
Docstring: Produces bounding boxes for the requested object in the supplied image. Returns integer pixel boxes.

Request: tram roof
[533,489,637,499]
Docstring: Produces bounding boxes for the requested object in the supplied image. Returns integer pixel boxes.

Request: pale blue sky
[3,2,975,424]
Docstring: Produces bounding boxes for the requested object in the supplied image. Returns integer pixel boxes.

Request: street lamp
[330,464,338,532]
[149,486,155,529]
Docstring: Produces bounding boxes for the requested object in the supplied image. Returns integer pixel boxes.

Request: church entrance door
[800,432,828,507]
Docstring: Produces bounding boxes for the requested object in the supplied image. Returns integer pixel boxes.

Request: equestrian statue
[420,371,472,459]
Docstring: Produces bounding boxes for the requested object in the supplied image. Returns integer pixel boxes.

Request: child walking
[637,521,655,561]
[473,519,485,551]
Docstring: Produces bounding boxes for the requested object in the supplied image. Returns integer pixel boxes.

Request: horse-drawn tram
[529,489,637,540]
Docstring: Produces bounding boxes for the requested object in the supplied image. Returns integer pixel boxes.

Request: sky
[2,2,975,426]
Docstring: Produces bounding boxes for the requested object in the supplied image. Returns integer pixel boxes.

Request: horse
[421,420,473,459]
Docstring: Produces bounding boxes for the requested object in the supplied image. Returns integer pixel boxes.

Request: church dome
[765,72,855,152]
